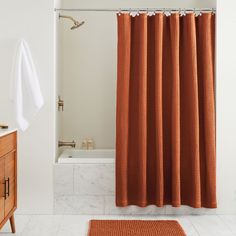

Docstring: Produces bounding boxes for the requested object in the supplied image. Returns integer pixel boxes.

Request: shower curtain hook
[166,10,171,16]
[129,8,132,16]
[118,8,121,16]
[163,8,166,16]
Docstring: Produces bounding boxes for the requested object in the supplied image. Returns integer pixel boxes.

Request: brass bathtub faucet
[58,140,76,148]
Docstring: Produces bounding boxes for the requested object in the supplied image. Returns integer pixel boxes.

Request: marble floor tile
[54,164,74,196]
[219,215,236,234]
[57,215,91,236]
[0,215,31,236]
[20,215,63,236]
[74,164,115,195]
[54,195,104,215]
[188,215,234,236]
[54,195,67,214]
[0,214,235,236]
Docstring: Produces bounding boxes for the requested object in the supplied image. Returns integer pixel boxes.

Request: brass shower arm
[59,14,85,30]
[59,14,77,24]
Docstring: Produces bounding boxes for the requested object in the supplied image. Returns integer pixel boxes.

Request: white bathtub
[58,149,115,164]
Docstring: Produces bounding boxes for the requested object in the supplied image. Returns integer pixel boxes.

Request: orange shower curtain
[116,13,216,208]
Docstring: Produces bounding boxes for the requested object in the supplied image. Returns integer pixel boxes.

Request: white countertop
[0,128,17,138]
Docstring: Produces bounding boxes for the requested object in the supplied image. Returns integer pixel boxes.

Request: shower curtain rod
[54,8,216,12]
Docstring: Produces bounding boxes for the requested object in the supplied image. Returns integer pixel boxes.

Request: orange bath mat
[88,220,186,236]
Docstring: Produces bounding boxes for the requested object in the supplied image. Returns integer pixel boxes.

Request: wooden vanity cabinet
[0,131,17,233]
[0,158,4,223]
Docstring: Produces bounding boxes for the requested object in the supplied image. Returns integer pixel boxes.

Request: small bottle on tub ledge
[87,138,95,150]
[82,139,88,150]
[81,138,95,150]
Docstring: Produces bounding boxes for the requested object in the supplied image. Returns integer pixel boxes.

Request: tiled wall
[54,164,216,215]
[54,163,114,214]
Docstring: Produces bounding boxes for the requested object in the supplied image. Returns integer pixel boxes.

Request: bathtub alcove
[55,0,216,215]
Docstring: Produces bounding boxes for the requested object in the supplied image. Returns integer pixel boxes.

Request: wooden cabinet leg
[10,215,16,233]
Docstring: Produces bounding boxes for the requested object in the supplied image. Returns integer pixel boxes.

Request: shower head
[59,14,85,30]
[71,20,85,30]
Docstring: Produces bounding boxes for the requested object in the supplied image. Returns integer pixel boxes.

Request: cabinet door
[0,157,4,222]
[0,133,16,157]
[4,152,16,217]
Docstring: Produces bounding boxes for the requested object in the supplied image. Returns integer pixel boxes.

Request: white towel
[11,39,44,131]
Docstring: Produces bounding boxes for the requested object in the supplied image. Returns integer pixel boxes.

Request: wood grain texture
[0,133,16,157]
[0,158,4,223]
[4,152,15,181]
[5,178,15,217]
[10,215,16,233]
[0,131,17,233]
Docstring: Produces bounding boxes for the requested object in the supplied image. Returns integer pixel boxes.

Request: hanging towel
[11,39,44,131]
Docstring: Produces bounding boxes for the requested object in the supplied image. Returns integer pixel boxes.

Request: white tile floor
[1,215,236,236]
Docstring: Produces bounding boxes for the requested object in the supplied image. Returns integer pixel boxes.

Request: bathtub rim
[57,148,115,164]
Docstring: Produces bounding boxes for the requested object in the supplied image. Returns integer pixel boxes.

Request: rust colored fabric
[116,13,216,208]
[88,220,186,236]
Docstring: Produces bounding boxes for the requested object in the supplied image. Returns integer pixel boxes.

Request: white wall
[59,11,117,149]
[216,0,236,214]
[56,0,64,158]
[59,0,216,149]
[0,1,55,214]
[61,0,215,9]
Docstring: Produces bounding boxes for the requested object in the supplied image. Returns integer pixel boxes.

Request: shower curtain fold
[116,12,216,208]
